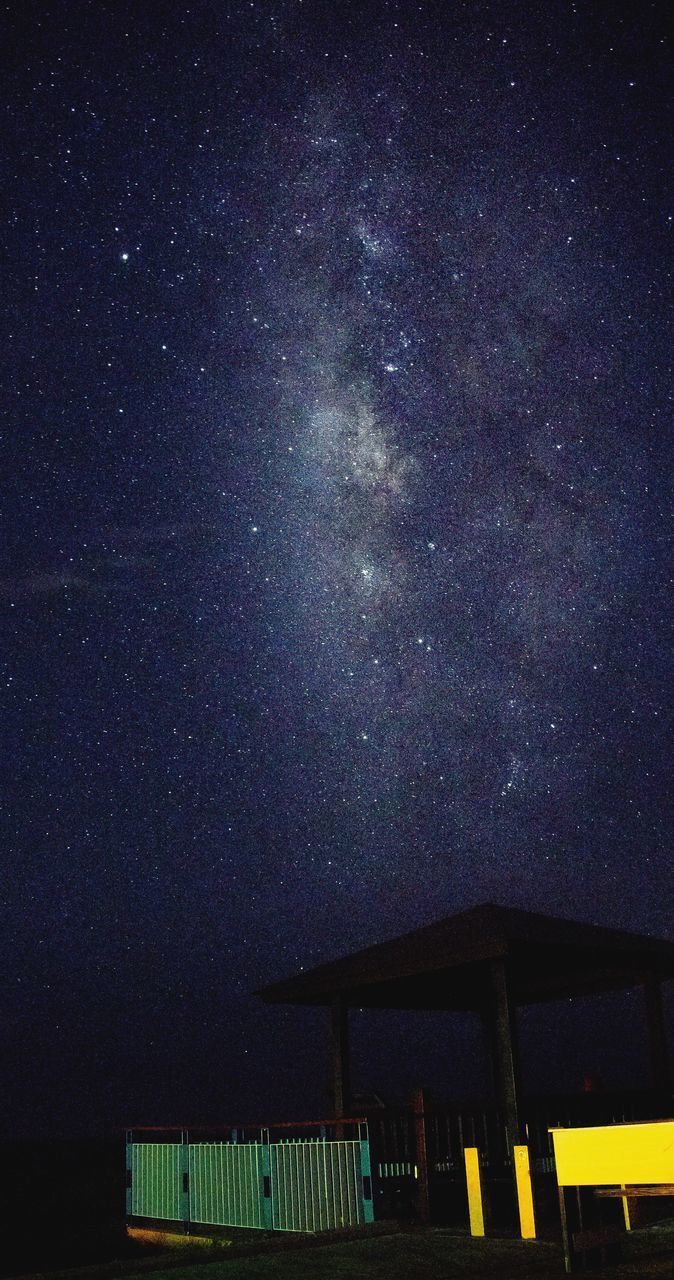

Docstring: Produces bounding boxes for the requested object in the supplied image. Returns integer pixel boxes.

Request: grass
[15,1223,674,1280]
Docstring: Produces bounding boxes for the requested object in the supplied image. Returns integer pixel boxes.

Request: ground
[14,1224,674,1280]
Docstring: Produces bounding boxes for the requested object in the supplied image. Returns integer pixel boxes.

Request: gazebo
[259,903,674,1148]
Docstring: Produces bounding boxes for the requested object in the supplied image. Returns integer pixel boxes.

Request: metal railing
[364,1088,672,1225]
[126,1090,670,1233]
[126,1119,374,1234]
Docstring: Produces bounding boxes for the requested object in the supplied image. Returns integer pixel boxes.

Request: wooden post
[464,1147,486,1236]
[558,1185,573,1274]
[643,977,671,1092]
[488,959,523,1151]
[620,1185,632,1232]
[331,996,350,1119]
[513,1145,536,1239]
[412,1087,431,1223]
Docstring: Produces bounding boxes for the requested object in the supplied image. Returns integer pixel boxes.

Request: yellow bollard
[513,1145,536,1239]
[464,1146,485,1236]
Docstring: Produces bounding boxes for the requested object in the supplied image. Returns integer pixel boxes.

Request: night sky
[2,0,671,1140]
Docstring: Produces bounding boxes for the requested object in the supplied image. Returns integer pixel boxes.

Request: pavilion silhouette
[259,902,673,1149]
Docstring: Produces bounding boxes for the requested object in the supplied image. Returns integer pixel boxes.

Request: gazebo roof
[258,903,674,1011]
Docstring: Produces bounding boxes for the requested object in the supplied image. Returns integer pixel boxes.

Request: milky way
[2,0,671,1136]
[245,69,669,909]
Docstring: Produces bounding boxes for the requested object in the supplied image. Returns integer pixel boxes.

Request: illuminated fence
[129,1142,184,1222]
[128,1094,670,1236]
[189,1142,269,1230]
[126,1122,374,1234]
[271,1139,367,1232]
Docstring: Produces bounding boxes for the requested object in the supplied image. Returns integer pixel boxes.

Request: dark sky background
[2,0,671,1140]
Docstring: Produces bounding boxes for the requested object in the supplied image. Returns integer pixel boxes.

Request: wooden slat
[594,1184,674,1198]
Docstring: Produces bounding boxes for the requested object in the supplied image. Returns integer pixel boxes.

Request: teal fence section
[189,1142,268,1230]
[271,1139,368,1231]
[129,1143,184,1222]
[127,1126,374,1233]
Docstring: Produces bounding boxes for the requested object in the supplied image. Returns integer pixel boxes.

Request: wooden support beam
[331,996,350,1118]
[412,1087,431,1224]
[594,1185,674,1198]
[558,1185,572,1274]
[620,1185,632,1232]
[643,977,671,1092]
[488,959,523,1149]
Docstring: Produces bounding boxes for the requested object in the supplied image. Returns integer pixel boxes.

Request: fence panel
[129,1143,183,1221]
[128,1131,373,1233]
[270,1139,369,1232]
[189,1142,268,1229]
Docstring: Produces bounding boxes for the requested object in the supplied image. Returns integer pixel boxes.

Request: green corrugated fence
[129,1144,184,1222]
[271,1139,368,1231]
[126,1131,374,1233]
[189,1142,270,1229]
